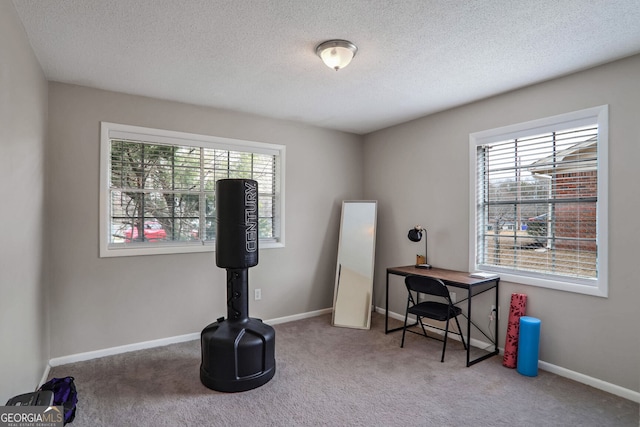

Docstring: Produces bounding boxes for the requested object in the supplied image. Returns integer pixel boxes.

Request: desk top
[387,265,499,289]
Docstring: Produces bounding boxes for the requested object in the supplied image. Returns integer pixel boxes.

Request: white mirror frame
[332,200,377,329]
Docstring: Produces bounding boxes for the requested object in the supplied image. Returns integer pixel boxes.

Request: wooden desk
[385,265,499,367]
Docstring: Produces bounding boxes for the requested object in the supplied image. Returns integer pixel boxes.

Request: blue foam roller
[517,316,541,377]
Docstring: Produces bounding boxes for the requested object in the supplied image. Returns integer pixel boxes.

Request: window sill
[100,240,284,258]
[481,268,607,298]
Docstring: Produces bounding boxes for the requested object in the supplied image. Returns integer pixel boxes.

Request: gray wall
[47,83,363,358]
[0,0,49,400]
[4,0,638,399]
[364,54,640,393]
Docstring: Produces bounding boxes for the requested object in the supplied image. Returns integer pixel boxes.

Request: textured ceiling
[12,0,640,134]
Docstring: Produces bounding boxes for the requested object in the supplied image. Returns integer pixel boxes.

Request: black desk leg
[385,271,390,333]
[385,271,417,334]
[466,288,472,367]
[466,279,500,367]
[495,281,499,355]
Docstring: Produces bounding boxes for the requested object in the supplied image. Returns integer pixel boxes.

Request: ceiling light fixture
[316,40,358,71]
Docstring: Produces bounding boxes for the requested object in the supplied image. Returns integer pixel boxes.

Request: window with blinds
[100,122,285,257]
[469,106,608,297]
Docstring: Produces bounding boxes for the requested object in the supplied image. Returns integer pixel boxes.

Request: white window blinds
[100,122,285,257]
[469,106,608,296]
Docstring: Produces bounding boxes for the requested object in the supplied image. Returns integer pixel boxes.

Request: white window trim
[468,105,608,297]
[99,122,286,257]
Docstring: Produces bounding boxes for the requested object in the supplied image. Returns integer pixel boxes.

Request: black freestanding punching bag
[200,179,276,392]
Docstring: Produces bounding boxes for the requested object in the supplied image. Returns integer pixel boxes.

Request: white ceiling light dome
[316,40,358,71]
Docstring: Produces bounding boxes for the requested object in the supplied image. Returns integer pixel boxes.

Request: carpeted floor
[48,313,639,426]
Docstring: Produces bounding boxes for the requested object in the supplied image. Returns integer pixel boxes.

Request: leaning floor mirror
[332,200,377,329]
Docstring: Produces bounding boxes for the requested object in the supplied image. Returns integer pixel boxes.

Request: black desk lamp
[408,225,431,269]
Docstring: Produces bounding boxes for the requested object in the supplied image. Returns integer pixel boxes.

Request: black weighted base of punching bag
[200,318,275,392]
[200,268,275,392]
[200,179,276,393]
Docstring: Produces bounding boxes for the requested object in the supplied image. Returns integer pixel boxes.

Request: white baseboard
[376,306,640,404]
[47,308,332,369]
[38,364,51,389]
[538,360,640,403]
[44,306,638,404]
[49,331,200,367]
[265,307,333,325]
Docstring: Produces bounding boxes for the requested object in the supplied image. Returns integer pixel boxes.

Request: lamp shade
[408,228,422,242]
[408,225,424,242]
[316,40,357,71]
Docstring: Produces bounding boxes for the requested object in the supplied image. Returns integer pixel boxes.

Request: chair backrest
[405,275,451,300]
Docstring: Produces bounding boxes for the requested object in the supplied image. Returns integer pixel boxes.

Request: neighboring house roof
[530,137,597,175]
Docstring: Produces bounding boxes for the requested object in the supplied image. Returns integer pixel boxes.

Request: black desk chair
[401,275,467,362]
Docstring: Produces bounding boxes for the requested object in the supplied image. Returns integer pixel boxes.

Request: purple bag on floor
[39,376,78,425]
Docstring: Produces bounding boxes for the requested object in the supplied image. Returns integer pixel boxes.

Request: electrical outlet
[254,289,262,301]
[490,304,497,321]
[450,292,457,303]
